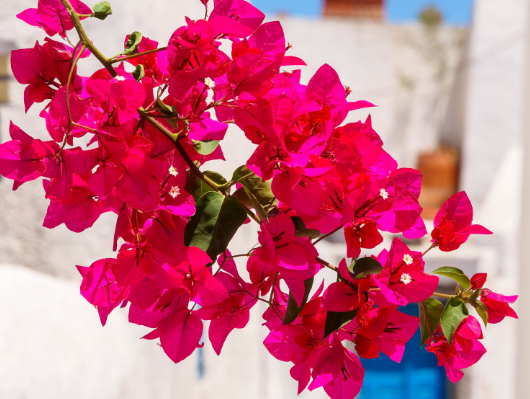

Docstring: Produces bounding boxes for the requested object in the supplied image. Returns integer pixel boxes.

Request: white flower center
[400,273,412,285]
[169,186,180,198]
[169,166,178,177]
[204,77,215,89]
[116,76,126,81]
[403,254,413,265]
[380,188,389,200]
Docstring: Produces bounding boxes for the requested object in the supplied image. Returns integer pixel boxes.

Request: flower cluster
[1,0,518,397]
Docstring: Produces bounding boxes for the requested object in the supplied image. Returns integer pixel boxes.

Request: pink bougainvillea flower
[431,191,492,251]
[197,253,257,355]
[271,165,324,216]
[340,301,419,363]
[77,258,129,326]
[470,273,488,290]
[250,214,320,306]
[210,0,265,32]
[371,238,438,306]
[322,259,370,312]
[480,288,518,324]
[426,316,487,383]
[17,0,92,38]
[344,218,383,258]
[0,122,57,184]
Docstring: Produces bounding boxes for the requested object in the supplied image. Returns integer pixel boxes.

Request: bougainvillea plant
[2,0,519,396]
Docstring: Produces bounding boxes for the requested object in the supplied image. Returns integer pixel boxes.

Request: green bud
[123,31,143,55]
[132,64,145,81]
[93,1,112,20]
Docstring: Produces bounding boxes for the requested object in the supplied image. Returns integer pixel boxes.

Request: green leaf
[471,299,489,327]
[283,277,314,325]
[156,97,176,116]
[441,297,469,345]
[234,187,252,208]
[324,309,359,338]
[470,288,482,300]
[350,257,383,279]
[184,192,247,261]
[122,31,143,55]
[432,266,471,290]
[291,216,307,232]
[242,186,267,222]
[132,64,145,81]
[190,171,227,201]
[295,229,321,239]
[193,140,220,156]
[419,298,444,347]
[93,1,112,20]
[231,166,277,209]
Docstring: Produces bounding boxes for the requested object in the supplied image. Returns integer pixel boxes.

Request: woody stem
[138,109,221,192]
[422,242,437,257]
[60,0,118,77]
[316,257,338,272]
[269,272,279,305]
[109,47,168,64]
[313,225,343,245]
[66,43,86,128]
[431,292,453,299]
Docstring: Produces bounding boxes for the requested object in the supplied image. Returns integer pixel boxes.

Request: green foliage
[132,64,145,81]
[190,171,227,201]
[349,257,383,279]
[242,186,268,222]
[193,140,220,156]
[184,191,247,261]
[432,266,471,290]
[441,297,469,345]
[295,229,321,239]
[419,298,444,346]
[324,309,359,338]
[283,278,314,325]
[231,166,277,210]
[93,1,112,20]
[470,299,489,327]
[122,32,143,55]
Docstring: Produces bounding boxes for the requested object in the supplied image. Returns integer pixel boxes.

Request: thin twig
[66,43,86,128]
[316,257,338,272]
[431,292,453,299]
[313,225,343,245]
[268,272,279,306]
[110,47,168,64]
[60,0,117,77]
[138,108,221,192]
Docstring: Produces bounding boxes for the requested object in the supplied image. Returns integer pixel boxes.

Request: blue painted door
[359,305,447,399]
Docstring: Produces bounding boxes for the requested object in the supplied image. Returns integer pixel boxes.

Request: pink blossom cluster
[0,0,518,397]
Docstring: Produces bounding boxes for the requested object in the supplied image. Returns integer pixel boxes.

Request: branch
[66,43,86,128]
[316,257,338,272]
[60,0,118,77]
[431,292,453,299]
[110,47,168,64]
[138,108,221,192]
[313,225,343,245]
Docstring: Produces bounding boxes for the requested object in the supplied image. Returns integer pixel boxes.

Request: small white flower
[169,165,178,177]
[169,186,180,199]
[403,254,414,265]
[380,188,389,200]
[115,76,126,81]
[400,273,412,285]
[204,77,215,89]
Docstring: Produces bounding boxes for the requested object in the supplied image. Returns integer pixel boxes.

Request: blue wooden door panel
[359,305,447,399]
